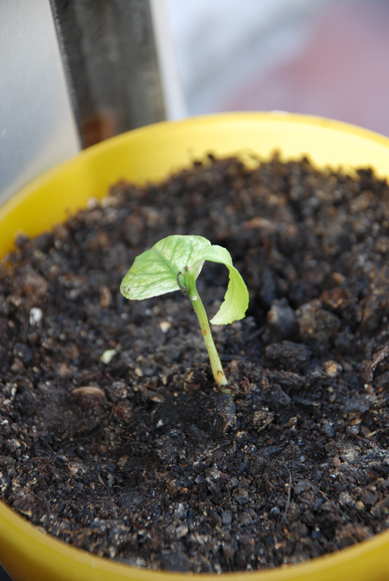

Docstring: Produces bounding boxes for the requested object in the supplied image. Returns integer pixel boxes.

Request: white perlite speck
[100,349,117,364]
[29,308,43,325]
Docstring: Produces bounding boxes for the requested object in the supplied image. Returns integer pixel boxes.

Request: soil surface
[2,155,389,573]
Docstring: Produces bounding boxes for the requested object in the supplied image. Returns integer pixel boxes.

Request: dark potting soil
[1,155,389,573]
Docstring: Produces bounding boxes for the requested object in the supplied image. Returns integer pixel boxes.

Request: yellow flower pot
[1,112,389,581]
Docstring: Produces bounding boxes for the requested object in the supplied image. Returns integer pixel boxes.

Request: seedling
[120,235,249,389]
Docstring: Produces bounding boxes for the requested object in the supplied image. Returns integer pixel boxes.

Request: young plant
[120,235,249,389]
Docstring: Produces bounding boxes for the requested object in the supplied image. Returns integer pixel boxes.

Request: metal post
[50,0,168,147]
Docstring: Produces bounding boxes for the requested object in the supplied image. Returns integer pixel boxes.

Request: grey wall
[0,0,80,205]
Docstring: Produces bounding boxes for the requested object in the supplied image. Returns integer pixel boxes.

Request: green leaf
[190,245,249,325]
[120,235,210,299]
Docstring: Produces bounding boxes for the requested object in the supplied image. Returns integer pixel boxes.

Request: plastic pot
[1,112,389,581]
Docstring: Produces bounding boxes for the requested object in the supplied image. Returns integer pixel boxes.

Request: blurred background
[167,0,389,136]
[2,0,389,205]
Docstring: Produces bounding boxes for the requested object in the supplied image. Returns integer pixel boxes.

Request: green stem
[184,273,228,389]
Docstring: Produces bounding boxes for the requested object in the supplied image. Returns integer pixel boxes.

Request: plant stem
[184,273,229,389]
